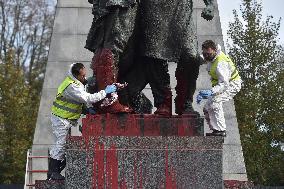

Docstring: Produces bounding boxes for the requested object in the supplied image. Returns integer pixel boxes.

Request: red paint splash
[92,141,104,189]
[81,114,201,188]
[82,114,200,138]
[165,148,177,189]
[89,140,177,188]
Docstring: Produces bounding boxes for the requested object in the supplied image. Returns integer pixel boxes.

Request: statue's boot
[175,67,189,115]
[182,99,199,115]
[154,88,172,116]
[175,54,201,115]
[175,65,199,115]
[93,48,132,113]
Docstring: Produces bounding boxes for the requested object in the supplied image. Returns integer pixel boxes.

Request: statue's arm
[203,0,213,6]
[88,0,99,4]
[88,0,136,7]
[201,0,214,21]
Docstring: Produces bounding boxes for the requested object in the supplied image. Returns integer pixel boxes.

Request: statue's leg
[175,55,201,115]
[92,49,132,113]
[123,56,153,114]
[90,5,139,113]
[143,57,172,116]
[175,61,188,115]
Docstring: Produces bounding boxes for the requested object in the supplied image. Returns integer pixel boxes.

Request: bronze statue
[85,0,214,115]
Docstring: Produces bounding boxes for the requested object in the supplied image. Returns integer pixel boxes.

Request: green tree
[0,0,56,183]
[0,49,32,183]
[227,0,284,185]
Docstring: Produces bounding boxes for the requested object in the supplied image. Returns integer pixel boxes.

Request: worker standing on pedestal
[197,40,242,137]
[48,63,117,180]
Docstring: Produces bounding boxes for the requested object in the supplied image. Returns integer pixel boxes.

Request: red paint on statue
[143,115,162,136]
[82,114,200,138]
[177,117,194,136]
[104,114,140,136]
[88,115,103,136]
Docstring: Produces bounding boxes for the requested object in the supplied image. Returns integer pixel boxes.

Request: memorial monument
[29,0,248,188]
[85,0,214,116]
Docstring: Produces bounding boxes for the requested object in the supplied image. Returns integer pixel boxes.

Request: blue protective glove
[196,94,203,104]
[105,84,117,94]
[199,89,213,99]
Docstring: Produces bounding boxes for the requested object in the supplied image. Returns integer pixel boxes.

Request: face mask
[82,77,88,85]
[205,54,215,61]
[203,52,216,61]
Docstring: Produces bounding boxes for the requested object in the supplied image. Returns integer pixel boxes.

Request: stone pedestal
[66,136,224,189]
[61,114,222,189]
[35,180,65,189]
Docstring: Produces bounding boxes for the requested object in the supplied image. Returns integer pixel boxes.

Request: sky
[217,0,284,46]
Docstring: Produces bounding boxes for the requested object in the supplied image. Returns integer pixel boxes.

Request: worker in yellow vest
[48,63,117,180]
[197,40,242,137]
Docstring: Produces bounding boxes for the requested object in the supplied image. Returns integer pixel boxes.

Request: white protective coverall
[203,45,242,132]
[50,65,107,160]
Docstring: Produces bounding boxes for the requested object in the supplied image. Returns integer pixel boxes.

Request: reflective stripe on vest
[51,76,83,120]
[209,52,241,86]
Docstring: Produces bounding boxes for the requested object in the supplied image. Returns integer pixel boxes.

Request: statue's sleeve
[105,0,137,8]
[91,0,137,21]
[91,0,107,18]
[201,0,214,20]
[202,0,214,6]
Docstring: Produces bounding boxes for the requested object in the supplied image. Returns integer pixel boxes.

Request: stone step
[35,180,65,189]
[65,136,223,189]
[34,178,253,189]
[82,113,203,137]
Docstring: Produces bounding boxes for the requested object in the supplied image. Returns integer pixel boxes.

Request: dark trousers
[124,56,171,108]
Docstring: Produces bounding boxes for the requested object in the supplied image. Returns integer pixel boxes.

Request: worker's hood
[216,44,221,54]
[210,44,222,62]
[67,63,84,86]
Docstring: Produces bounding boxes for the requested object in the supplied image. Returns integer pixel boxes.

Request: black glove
[82,106,96,115]
[87,107,96,115]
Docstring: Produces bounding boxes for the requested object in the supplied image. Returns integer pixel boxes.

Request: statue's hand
[201,5,214,21]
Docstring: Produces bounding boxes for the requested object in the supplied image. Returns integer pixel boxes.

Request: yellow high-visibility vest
[51,76,83,120]
[209,52,241,86]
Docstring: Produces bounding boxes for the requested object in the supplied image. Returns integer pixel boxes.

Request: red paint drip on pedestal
[81,114,196,188]
[89,142,179,189]
[106,145,119,189]
[165,148,177,189]
[92,141,105,189]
